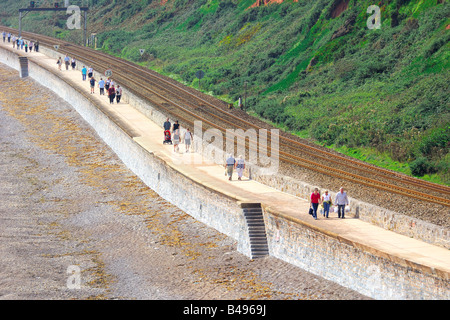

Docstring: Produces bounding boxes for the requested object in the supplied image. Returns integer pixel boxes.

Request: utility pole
[244,81,248,110]
[19,11,22,37]
[83,9,87,46]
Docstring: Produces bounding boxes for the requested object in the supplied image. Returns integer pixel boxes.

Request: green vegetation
[2,0,448,185]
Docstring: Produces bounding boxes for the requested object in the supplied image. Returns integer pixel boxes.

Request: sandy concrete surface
[0,63,369,300]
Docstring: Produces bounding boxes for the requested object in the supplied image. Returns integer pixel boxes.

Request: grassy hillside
[1,0,449,184]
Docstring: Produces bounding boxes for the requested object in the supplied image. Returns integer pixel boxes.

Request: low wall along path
[0,40,448,300]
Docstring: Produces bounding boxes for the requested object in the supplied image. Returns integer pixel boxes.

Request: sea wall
[263,207,449,299]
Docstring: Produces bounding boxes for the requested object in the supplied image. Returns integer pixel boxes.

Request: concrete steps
[242,204,269,259]
[19,56,28,78]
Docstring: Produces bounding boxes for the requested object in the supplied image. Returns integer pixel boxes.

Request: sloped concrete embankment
[1,45,448,299]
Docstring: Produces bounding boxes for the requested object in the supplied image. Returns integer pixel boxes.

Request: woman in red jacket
[310,188,321,220]
[108,85,116,104]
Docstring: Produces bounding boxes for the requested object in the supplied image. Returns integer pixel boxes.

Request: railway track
[5,27,450,209]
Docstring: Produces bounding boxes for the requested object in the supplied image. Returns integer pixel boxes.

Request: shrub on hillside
[409,156,434,177]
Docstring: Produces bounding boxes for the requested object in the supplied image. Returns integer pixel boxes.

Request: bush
[409,156,433,177]
[418,127,450,156]
[424,33,450,59]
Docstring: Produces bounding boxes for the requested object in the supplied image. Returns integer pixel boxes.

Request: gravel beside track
[0,63,370,300]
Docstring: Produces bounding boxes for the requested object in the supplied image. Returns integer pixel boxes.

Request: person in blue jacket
[81,66,87,81]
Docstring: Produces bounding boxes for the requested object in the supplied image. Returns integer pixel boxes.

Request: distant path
[0,63,368,300]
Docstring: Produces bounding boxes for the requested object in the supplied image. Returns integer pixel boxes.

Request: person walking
[71,57,76,70]
[90,77,96,94]
[236,155,245,180]
[172,120,180,134]
[225,154,235,181]
[184,128,193,153]
[24,41,28,53]
[98,78,105,95]
[321,190,332,218]
[335,187,349,219]
[108,85,116,104]
[105,78,111,91]
[29,41,34,52]
[81,66,87,81]
[87,66,93,79]
[173,129,180,152]
[64,55,70,70]
[2,31,5,42]
[310,188,321,220]
[163,118,171,131]
[7,32,11,43]
[116,85,122,103]
[57,57,62,71]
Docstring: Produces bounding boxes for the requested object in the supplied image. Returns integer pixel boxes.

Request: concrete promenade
[1,40,448,299]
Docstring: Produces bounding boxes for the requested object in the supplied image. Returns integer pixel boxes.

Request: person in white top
[173,129,180,152]
[321,190,332,218]
[235,155,245,180]
[88,67,93,78]
[184,128,193,153]
[335,187,349,219]
[116,85,122,103]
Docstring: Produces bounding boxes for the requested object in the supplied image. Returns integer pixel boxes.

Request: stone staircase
[242,204,269,259]
[19,56,28,78]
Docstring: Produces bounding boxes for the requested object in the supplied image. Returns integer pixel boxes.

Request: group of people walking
[54,52,123,105]
[57,58,123,104]
[163,118,193,153]
[162,119,246,181]
[163,118,349,215]
[310,187,349,220]
[67,62,122,104]
[225,154,245,181]
[3,31,39,52]
[86,73,122,104]
[56,55,77,71]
